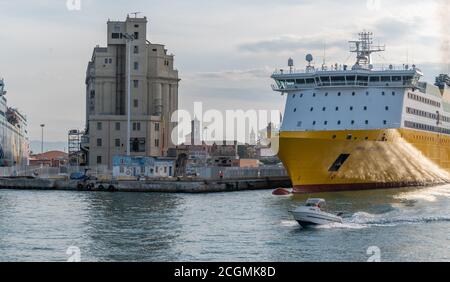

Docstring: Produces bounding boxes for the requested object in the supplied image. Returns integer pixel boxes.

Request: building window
[134,46,139,54]
[364,106,367,111]
[383,120,387,125]
[155,123,160,131]
[115,122,121,131]
[313,121,316,125]
[155,139,160,147]
[351,120,355,125]
[350,106,353,111]
[104,58,108,64]
[97,156,102,164]
[324,121,328,125]
[133,80,139,88]
[111,33,122,39]
[109,58,112,64]
[365,120,369,125]
[115,139,121,147]
[134,32,139,40]
[322,107,326,111]
[97,138,102,147]
[382,91,385,96]
[335,107,339,111]
[385,106,389,111]
[133,122,141,131]
[97,122,102,131]
[338,92,341,96]
[310,107,314,112]
[134,99,139,108]
[293,108,297,112]
[134,62,139,70]
[337,120,341,125]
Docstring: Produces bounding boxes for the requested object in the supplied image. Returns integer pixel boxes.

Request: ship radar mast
[349,31,385,70]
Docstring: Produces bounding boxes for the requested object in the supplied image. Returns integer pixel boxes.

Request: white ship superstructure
[0,78,29,167]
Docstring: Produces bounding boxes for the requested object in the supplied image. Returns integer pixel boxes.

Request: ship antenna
[349,31,385,69]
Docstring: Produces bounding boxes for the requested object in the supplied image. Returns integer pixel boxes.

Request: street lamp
[123,33,135,156]
[40,124,45,154]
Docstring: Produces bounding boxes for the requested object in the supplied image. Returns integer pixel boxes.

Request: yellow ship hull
[278,129,450,193]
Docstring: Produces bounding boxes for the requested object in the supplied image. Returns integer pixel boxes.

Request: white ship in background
[0,78,29,167]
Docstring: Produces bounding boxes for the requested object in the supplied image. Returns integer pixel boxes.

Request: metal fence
[0,165,112,179]
[190,166,288,180]
[0,165,287,181]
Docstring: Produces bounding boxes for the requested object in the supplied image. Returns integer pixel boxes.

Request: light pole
[40,124,45,154]
[123,33,135,156]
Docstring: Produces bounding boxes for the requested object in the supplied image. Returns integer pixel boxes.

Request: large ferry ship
[271,32,450,193]
[0,78,29,167]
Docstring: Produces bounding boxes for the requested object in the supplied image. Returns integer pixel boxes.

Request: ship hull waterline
[278,129,450,194]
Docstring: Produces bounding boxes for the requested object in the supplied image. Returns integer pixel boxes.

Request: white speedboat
[290,199,343,227]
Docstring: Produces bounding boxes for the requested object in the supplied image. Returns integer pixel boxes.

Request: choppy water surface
[0,185,449,262]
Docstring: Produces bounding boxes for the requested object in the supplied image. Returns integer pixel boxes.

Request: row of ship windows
[404,121,450,135]
[407,93,440,108]
[294,105,390,113]
[406,107,450,122]
[292,91,396,98]
[297,120,388,127]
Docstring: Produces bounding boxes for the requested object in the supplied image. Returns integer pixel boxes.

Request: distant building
[83,15,180,168]
[191,117,202,145]
[112,155,174,178]
[29,151,68,167]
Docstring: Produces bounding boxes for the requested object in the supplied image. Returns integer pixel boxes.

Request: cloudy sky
[0,0,448,143]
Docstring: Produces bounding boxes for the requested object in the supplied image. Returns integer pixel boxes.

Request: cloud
[185,67,274,81]
[238,35,343,53]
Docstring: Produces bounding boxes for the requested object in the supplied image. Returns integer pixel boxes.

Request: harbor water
[0,185,449,262]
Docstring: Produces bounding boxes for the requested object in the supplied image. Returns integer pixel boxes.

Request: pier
[0,176,291,194]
